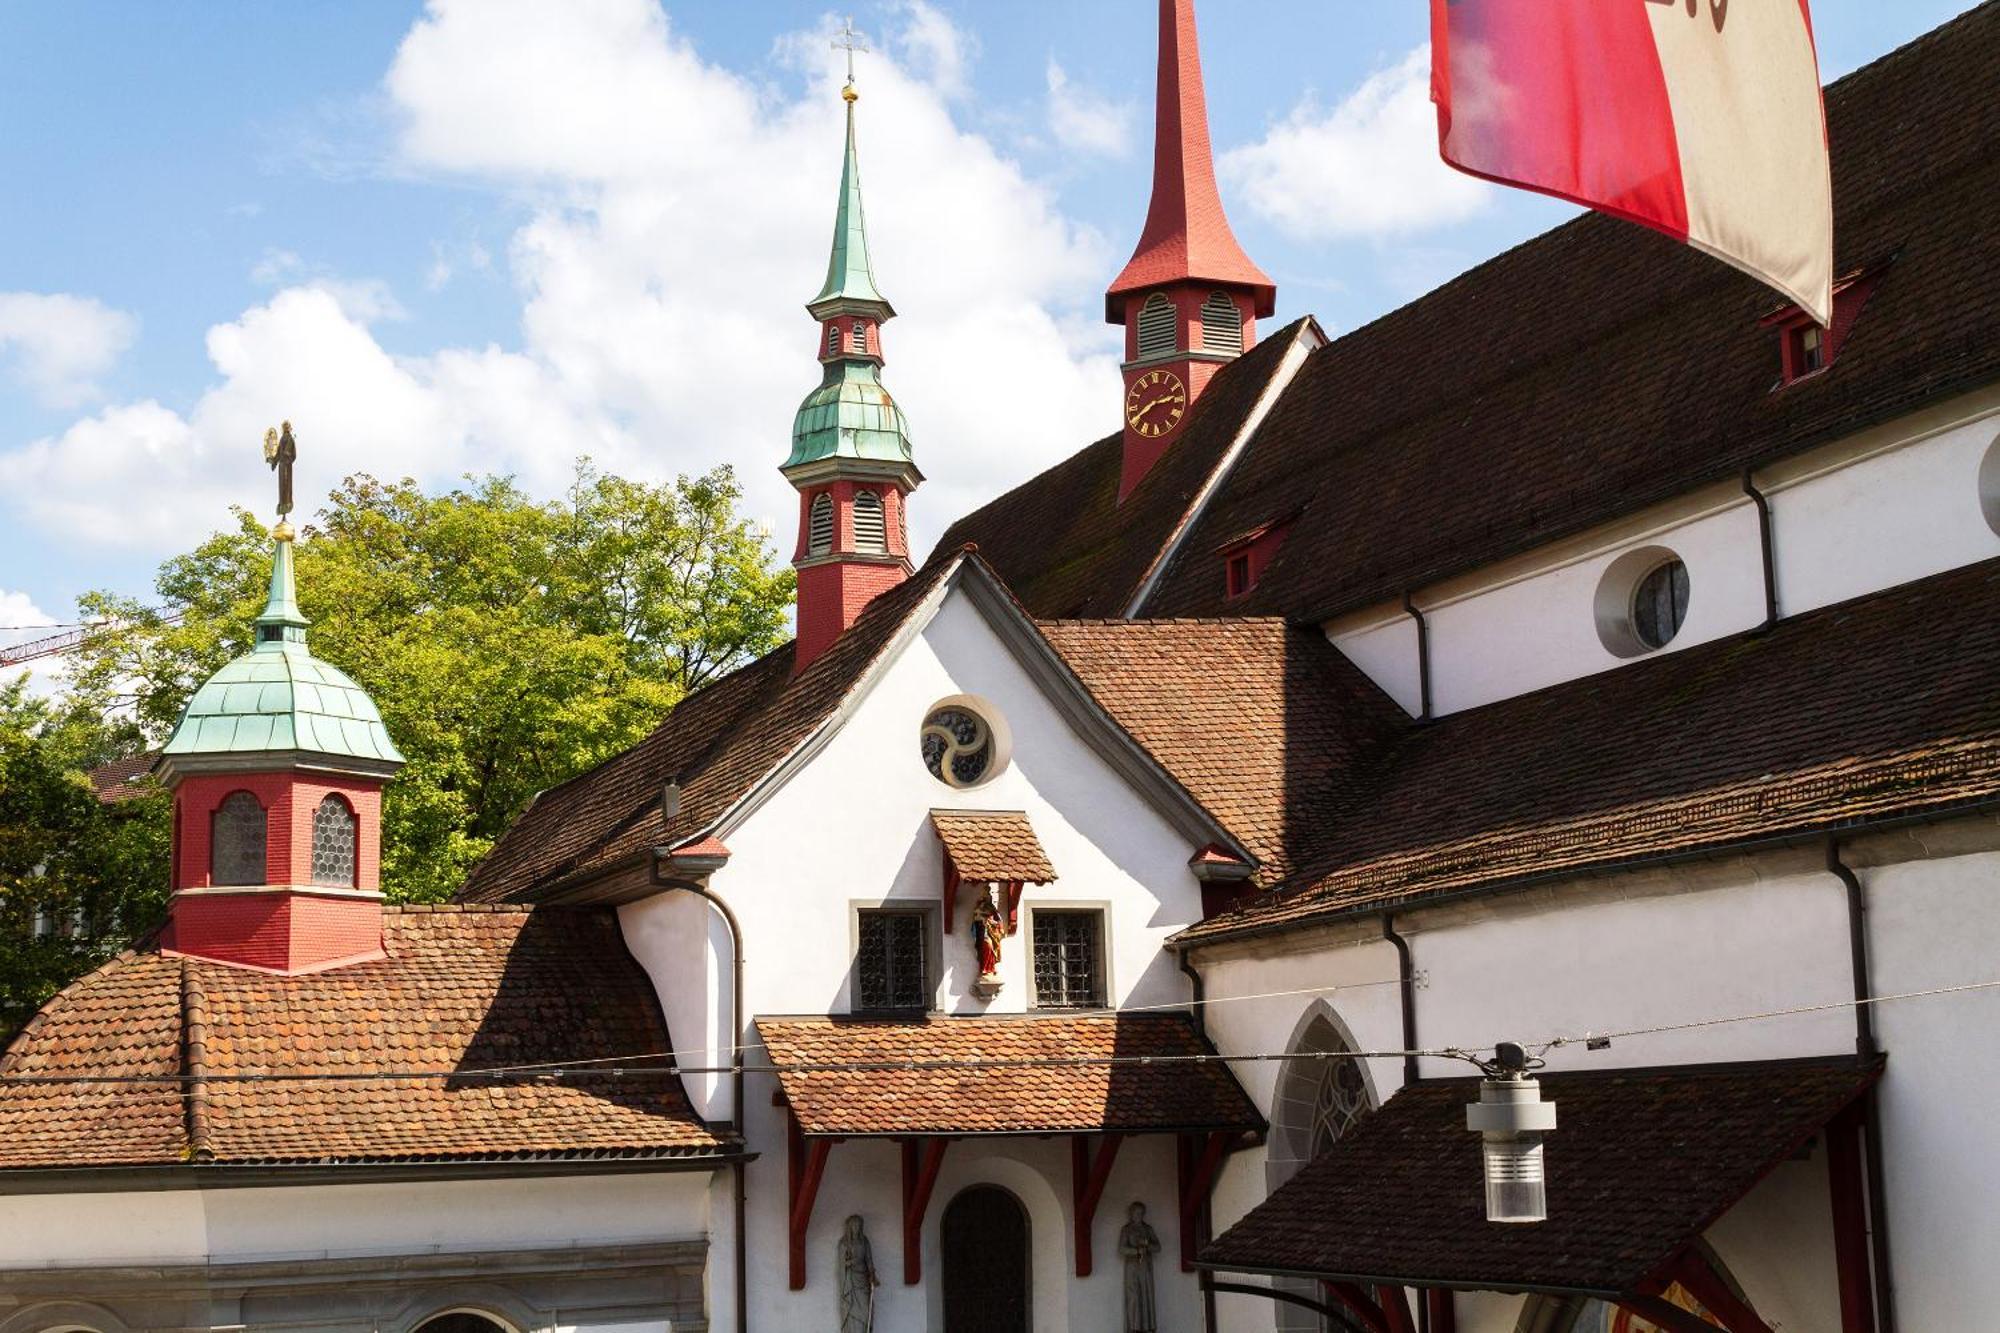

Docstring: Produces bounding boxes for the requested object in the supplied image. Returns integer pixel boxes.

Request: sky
[0,0,1979,665]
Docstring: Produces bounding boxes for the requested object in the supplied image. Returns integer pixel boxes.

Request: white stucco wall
[1327,392,2000,718]
[621,578,1219,1332]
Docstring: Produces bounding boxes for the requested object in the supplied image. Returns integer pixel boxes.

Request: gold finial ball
[842,82,859,103]
[273,520,297,543]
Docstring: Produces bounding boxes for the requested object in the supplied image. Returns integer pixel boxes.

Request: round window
[1630,557,1691,650]
[922,705,996,788]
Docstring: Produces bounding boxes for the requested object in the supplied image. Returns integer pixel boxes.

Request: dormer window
[1793,323,1825,375]
[1217,516,1293,601]
[1225,551,1252,599]
[1765,264,1885,387]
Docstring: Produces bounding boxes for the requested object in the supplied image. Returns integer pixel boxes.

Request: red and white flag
[1430,0,1833,324]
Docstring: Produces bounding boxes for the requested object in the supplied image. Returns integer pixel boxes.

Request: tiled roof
[86,751,159,803]
[1141,4,2000,622]
[930,810,1057,883]
[1202,1058,1879,1293]
[463,553,964,901]
[1184,558,2000,944]
[0,906,729,1171]
[756,1013,1262,1137]
[934,318,1311,619]
[1038,618,1404,886]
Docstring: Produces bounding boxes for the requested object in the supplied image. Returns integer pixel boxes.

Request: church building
[4,3,2000,1332]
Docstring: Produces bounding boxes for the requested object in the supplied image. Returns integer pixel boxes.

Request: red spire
[1106,0,1274,323]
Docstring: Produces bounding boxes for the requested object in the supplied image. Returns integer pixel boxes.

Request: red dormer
[1764,266,1886,387]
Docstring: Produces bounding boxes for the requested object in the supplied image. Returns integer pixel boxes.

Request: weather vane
[832,15,868,96]
[262,420,298,540]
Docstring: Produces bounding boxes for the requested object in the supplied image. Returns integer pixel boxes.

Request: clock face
[1124,368,1188,439]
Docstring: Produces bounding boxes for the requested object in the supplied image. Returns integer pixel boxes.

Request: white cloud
[0,292,138,408]
[0,588,57,692]
[1221,46,1494,241]
[891,1,976,101]
[0,0,1122,560]
[1046,60,1135,159]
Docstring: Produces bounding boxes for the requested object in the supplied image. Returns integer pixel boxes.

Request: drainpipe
[1381,915,1420,1091]
[1742,468,1778,632]
[1402,593,1434,721]
[652,845,748,1333]
[1828,838,1896,1332]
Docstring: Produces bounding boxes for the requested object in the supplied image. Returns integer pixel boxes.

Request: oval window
[1631,557,1691,650]
[922,705,995,788]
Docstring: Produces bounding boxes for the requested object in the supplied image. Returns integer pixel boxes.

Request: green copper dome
[786,361,914,470]
[161,538,403,767]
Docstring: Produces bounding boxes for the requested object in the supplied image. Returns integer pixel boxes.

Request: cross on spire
[832,16,869,90]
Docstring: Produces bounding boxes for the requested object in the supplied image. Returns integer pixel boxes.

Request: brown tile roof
[1202,1057,1879,1293]
[86,751,158,803]
[0,906,730,1171]
[1038,618,1405,886]
[1140,6,2000,622]
[756,1013,1262,1137]
[931,810,1057,883]
[1184,558,2000,944]
[934,318,1313,619]
[464,553,965,901]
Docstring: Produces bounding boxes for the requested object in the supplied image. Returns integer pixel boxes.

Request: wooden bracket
[1372,1286,1416,1333]
[787,1112,832,1291]
[1070,1132,1126,1276]
[1425,1288,1457,1333]
[1660,1247,1774,1333]
[1003,880,1025,934]
[1617,1295,1733,1333]
[1322,1281,1391,1333]
[1175,1130,1232,1271]
[941,851,959,932]
[900,1137,950,1284]
[1825,1102,1879,1333]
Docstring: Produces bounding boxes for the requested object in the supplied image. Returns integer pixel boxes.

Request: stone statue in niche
[837,1214,878,1332]
[970,891,1005,995]
[1120,1201,1160,1333]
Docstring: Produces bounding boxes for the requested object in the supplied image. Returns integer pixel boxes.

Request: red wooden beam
[1321,1281,1391,1333]
[1004,880,1025,933]
[1373,1286,1416,1333]
[1826,1103,1879,1333]
[1071,1132,1126,1276]
[1617,1296,1732,1333]
[1664,1248,1773,1333]
[1176,1130,1232,1270]
[1426,1288,1457,1333]
[900,1137,950,1285]
[942,851,958,932]
[787,1114,832,1291]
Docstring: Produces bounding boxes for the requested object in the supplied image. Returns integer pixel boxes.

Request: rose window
[921,706,994,788]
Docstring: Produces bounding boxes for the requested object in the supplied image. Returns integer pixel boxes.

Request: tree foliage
[62,461,793,903]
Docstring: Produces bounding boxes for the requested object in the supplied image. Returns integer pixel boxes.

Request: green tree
[0,682,169,1040]
[63,461,793,902]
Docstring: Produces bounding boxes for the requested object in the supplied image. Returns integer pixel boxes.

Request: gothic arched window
[1136,292,1177,359]
[808,493,835,556]
[1201,291,1243,354]
[310,794,357,887]
[1268,1011,1375,1332]
[210,792,267,887]
[852,490,886,553]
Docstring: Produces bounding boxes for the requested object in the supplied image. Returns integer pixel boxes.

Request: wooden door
[941,1184,1030,1332]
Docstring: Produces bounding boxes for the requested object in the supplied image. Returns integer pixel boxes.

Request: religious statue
[263,421,297,524]
[836,1214,878,1333]
[970,892,1005,982]
[1119,1201,1160,1333]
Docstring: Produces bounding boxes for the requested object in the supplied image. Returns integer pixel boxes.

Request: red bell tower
[1107,0,1276,502]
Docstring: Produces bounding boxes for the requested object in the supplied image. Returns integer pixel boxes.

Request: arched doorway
[941,1184,1030,1333]
[414,1316,512,1333]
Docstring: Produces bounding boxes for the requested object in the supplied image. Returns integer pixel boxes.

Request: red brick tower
[1107,0,1276,502]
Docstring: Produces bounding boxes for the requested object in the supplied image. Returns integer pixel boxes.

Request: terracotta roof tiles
[930,810,1056,883]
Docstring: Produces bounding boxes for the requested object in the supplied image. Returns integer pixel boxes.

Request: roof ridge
[179,957,214,1163]
[389,902,536,914]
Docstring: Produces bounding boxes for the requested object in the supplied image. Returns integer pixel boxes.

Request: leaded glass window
[921,707,993,788]
[1307,1052,1371,1157]
[1632,558,1691,650]
[856,910,928,1010]
[1032,910,1102,1009]
[210,792,267,886]
[311,794,357,887]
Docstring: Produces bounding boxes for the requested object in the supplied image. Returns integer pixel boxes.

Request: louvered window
[1032,910,1104,1009]
[852,490,886,553]
[826,324,840,356]
[311,794,357,887]
[852,321,870,353]
[1136,292,1177,359]
[1201,291,1243,354]
[857,910,929,1010]
[808,492,835,556]
[211,792,267,886]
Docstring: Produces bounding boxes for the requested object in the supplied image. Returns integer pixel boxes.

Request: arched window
[210,792,267,887]
[1201,290,1243,354]
[852,490,886,553]
[851,321,870,352]
[310,794,357,887]
[808,492,835,556]
[1136,292,1177,359]
[414,1317,513,1333]
[1269,1011,1375,1332]
[826,324,841,356]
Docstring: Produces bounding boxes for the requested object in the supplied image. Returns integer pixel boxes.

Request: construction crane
[0,612,185,668]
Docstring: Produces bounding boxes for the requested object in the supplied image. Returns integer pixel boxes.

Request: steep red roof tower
[1107,0,1276,502]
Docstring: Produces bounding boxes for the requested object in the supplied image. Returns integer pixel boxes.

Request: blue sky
[0,0,1977,651]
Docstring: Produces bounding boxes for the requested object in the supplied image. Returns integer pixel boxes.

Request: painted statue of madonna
[837,1213,878,1333]
[1120,1201,1160,1332]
